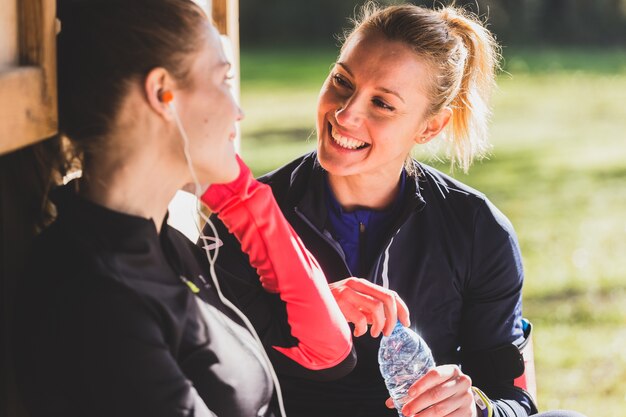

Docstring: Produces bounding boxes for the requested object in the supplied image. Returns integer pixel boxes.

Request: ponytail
[439,7,500,172]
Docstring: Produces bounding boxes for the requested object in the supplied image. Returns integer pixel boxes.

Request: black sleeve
[460,199,536,417]
[201,215,356,381]
[16,274,215,417]
[81,282,217,417]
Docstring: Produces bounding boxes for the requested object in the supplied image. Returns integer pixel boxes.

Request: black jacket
[208,152,538,417]
[15,183,279,417]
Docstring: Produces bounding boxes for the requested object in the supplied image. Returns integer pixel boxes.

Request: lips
[329,123,369,150]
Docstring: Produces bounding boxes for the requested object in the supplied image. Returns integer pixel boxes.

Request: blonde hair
[342,2,501,172]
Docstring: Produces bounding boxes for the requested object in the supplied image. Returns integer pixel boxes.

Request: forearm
[201,156,353,370]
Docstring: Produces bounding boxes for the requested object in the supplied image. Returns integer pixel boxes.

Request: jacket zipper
[294,207,352,275]
[358,222,366,276]
[294,207,414,283]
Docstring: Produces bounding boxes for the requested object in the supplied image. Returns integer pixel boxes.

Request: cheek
[318,83,342,112]
[219,90,239,122]
[201,96,233,132]
[374,121,416,150]
[317,92,330,118]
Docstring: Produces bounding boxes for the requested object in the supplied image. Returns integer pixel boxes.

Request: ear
[144,67,176,121]
[414,106,452,145]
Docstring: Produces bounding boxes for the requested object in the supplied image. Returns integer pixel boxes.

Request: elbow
[272,343,357,381]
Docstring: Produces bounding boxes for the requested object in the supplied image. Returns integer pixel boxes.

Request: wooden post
[212,0,239,40]
[0,0,57,155]
[212,0,240,112]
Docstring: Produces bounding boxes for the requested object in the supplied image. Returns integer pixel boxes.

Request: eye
[332,74,352,89]
[372,98,395,111]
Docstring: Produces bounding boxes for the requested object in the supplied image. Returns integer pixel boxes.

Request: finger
[335,284,388,336]
[408,365,464,398]
[402,369,472,416]
[339,301,369,337]
[344,278,398,335]
[353,315,369,337]
[403,387,474,417]
[385,397,395,409]
[379,294,397,336]
[369,300,387,338]
[394,292,411,328]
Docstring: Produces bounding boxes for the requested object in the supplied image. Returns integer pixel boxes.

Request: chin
[318,156,351,178]
[317,143,353,177]
[213,160,240,184]
[223,162,240,182]
[195,158,239,186]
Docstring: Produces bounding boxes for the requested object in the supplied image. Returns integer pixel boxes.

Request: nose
[236,106,245,121]
[334,96,364,129]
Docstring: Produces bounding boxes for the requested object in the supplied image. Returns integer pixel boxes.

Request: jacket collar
[50,180,170,253]
[287,152,426,231]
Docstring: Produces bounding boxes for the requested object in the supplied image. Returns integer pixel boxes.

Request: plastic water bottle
[378,322,435,416]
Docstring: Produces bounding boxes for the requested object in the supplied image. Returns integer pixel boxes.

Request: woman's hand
[385,365,477,417]
[328,277,410,337]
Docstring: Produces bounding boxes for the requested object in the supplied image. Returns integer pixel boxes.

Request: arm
[85,288,216,417]
[396,200,536,417]
[24,280,217,417]
[459,200,537,417]
[201,155,353,371]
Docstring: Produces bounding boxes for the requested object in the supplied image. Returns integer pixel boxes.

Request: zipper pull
[358,221,367,277]
[179,275,200,293]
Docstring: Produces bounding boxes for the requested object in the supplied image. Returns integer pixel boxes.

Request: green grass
[237,47,626,416]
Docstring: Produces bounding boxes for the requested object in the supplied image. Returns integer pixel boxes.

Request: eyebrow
[336,62,406,104]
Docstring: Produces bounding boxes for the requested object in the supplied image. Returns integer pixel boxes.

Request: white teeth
[331,126,366,150]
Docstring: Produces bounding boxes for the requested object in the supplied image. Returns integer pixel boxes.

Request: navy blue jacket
[208,152,537,417]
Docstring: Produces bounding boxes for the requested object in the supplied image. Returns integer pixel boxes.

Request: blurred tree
[239,0,356,45]
[536,0,626,44]
[239,0,626,47]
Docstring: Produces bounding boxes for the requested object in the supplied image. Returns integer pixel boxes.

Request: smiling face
[174,24,242,185]
[316,31,434,179]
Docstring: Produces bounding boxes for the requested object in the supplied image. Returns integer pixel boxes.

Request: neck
[79,139,184,233]
[327,168,403,211]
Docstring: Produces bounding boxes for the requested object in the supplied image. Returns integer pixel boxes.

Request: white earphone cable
[168,100,287,417]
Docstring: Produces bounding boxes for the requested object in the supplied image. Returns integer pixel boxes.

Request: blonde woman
[208,4,587,417]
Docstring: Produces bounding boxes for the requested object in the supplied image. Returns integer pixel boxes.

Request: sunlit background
[235,0,626,415]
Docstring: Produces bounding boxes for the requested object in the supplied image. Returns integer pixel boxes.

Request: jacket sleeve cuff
[200,155,254,213]
[472,387,494,417]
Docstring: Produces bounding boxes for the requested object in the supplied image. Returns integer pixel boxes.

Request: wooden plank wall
[213,0,240,97]
[0,0,57,155]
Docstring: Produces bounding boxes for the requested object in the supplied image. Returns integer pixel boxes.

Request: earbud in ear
[159,90,174,104]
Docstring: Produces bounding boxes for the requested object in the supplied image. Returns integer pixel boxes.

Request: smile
[330,124,369,150]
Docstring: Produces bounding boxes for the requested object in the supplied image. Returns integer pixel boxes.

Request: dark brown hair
[57,0,208,169]
[342,3,501,172]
